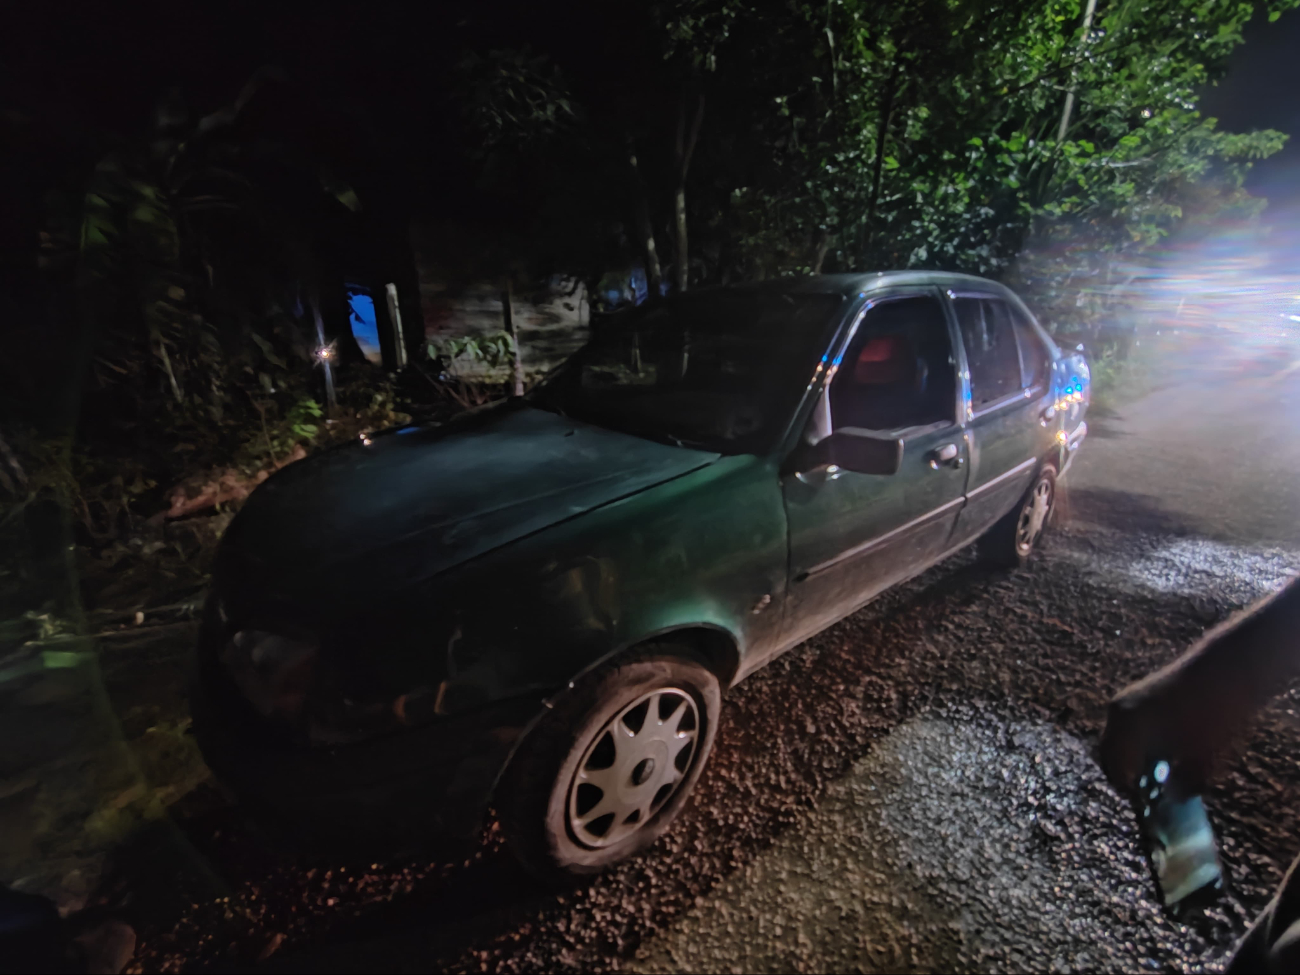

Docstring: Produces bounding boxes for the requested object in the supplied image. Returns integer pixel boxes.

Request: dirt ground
[6,329,1300,973]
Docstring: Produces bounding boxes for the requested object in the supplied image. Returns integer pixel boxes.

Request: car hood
[222,404,721,594]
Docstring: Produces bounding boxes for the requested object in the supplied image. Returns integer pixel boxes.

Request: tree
[660,0,1294,328]
[25,67,389,473]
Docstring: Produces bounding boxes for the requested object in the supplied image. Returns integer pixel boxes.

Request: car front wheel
[497,647,720,882]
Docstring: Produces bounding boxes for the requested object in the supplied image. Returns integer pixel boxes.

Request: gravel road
[126,331,1300,974]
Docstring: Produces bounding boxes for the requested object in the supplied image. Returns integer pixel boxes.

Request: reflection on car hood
[222,404,721,592]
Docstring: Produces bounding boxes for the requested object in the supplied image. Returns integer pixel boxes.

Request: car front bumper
[192,673,546,856]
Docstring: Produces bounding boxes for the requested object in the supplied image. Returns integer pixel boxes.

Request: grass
[1085,339,1157,417]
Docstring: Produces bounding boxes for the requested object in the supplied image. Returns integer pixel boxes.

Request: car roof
[688,272,1057,353]
[673,271,1018,302]
[782,270,1016,297]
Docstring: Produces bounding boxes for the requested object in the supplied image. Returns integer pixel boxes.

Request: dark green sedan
[193,271,1089,879]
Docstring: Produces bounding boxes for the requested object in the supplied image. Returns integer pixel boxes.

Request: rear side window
[954,297,1021,408]
[1011,305,1050,389]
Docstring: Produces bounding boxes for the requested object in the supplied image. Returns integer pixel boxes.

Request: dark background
[1201,5,1300,204]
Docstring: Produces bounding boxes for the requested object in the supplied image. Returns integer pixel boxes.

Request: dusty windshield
[532,291,844,453]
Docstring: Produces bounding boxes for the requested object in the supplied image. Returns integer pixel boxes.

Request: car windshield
[531,291,843,454]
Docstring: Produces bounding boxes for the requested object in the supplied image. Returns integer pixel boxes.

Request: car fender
[429,454,786,718]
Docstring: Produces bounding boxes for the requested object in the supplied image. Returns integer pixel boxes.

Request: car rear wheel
[497,647,720,883]
[978,464,1056,568]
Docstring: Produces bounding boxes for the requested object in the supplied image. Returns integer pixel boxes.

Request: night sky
[1199,5,1300,208]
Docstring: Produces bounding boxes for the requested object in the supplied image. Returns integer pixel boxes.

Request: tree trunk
[863,61,900,265]
[811,228,831,275]
[673,186,688,293]
[672,94,705,293]
[1056,0,1099,143]
[502,279,525,397]
[627,139,663,299]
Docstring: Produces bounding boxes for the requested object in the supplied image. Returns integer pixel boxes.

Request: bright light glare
[1068,202,1300,375]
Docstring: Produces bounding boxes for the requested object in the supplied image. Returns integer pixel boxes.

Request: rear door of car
[948,291,1056,546]
[780,288,968,644]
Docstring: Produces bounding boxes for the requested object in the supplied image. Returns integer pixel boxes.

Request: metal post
[311,297,336,414]
[386,282,407,370]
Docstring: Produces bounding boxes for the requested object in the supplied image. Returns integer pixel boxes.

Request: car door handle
[928,443,963,470]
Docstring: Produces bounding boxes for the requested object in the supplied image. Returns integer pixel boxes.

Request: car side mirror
[796,428,904,476]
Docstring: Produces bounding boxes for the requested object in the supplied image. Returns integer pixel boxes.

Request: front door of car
[948,293,1056,545]
[781,290,968,644]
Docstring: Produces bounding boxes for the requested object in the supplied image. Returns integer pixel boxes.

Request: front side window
[531,291,843,453]
[828,295,957,433]
[954,297,1022,408]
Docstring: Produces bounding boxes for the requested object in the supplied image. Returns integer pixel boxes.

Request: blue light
[347,289,382,364]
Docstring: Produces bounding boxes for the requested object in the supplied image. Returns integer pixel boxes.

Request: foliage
[1085,336,1158,416]
[456,49,578,152]
[0,426,158,545]
[438,43,627,296]
[246,396,323,468]
[429,333,518,376]
[284,397,324,443]
[27,66,377,483]
[5,71,397,556]
[699,0,1297,291]
[421,334,518,411]
[442,0,1295,323]
[7,0,1299,534]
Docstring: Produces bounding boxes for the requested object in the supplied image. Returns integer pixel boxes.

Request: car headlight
[219,629,318,720]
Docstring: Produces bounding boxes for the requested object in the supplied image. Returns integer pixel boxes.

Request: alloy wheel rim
[567,687,700,849]
[1016,477,1053,555]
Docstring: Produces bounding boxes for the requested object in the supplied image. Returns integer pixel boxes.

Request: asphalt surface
[129,330,1300,973]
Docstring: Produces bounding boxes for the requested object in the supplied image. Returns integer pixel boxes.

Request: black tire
[497,646,721,883]
[978,464,1057,569]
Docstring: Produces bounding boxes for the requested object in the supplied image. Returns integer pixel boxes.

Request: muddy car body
[194,271,1089,877]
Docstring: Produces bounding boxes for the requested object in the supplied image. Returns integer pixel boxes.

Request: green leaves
[707,0,1294,293]
[285,398,323,443]
[429,332,517,374]
[455,49,578,154]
